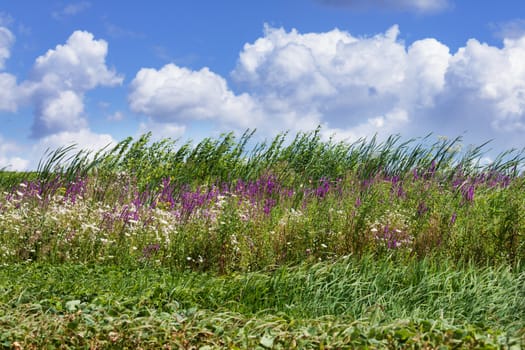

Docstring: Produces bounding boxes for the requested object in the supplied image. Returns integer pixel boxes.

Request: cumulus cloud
[0,28,123,169]
[421,36,525,144]
[315,0,451,13]
[35,129,116,153]
[233,25,525,149]
[129,24,525,152]
[232,25,428,138]
[129,63,262,133]
[22,30,123,137]
[0,25,21,112]
[0,135,28,171]
[0,73,19,112]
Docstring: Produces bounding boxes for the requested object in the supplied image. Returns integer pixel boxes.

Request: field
[1,129,524,349]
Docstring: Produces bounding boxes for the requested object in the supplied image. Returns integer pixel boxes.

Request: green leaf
[65,299,81,312]
[260,334,275,348]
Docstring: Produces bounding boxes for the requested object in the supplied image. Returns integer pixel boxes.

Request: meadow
[0,129,524,348]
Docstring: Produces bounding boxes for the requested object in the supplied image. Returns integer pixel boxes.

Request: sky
[2,0,525,170]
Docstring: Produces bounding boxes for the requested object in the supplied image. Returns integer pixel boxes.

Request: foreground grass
[1,256,524,348]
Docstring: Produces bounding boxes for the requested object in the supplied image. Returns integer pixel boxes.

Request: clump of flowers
[369,209,414,251]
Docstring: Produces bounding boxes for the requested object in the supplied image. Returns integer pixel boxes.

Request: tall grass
[1,128,524,348]
[16,128,523,192]
[1,129,524,269]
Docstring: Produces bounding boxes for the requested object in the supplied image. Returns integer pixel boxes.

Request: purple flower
[450,213,457,225]
[464,184,475,202]
[263,198,276,215]
[417,201,429,216]
[315,178,330,198]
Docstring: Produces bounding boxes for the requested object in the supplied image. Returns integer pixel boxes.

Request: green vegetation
[0,129,524,348]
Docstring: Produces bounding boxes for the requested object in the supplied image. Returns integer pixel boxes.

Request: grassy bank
[1,129,524,348]
[1,258,523,348]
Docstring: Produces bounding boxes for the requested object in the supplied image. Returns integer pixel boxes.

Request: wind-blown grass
[1,257,523,348]
[1,128,524,348]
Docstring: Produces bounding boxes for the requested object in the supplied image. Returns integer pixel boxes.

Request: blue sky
[2,0,525,170]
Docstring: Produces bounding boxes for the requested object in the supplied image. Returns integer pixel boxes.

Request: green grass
[1,129,524,348]
[1,257,523,348]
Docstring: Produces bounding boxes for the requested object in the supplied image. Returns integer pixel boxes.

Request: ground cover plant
[0,129,524,348]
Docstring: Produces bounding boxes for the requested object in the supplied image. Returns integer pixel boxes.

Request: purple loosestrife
[390,175,405,199]
[450,213,457,225]
[315,177,330,198]
[417,201,429,217]
[463,184,475,203]
[156,177,176,209]
[425,160,437,179]
[64,177,87,204]
[412,168,419,181]
[263,198,276,215]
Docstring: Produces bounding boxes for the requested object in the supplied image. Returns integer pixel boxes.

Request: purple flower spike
[450,213,457,225]
[464,185,475,202]
[417,201,429,216]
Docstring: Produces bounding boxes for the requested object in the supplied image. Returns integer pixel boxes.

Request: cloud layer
[129,24,525,153]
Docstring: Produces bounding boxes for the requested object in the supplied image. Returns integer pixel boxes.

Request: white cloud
[22,30,123,137]
[0,73,19,112]
[30,30,122,91]
[128,24,525,153]
[0,29,123,169]
[129,63,262,130]
[315,0,450,13]
[31,90,87,136]
[35,128,116,152]
[231,25,423,139]
[417,36,525,146]
[0,26,14,69]
[232,24,525,150]
[0,26,21,112]
[0,135,28,171]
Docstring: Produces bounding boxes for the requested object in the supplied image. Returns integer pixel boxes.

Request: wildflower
[465,185,475,202]
[450,213,457,225]
[417,201,428,216]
